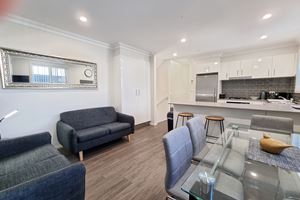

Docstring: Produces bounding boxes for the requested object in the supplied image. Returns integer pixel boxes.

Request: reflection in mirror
[0,48,97,89]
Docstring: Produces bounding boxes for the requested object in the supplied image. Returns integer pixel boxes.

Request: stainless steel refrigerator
[195,73,218,102]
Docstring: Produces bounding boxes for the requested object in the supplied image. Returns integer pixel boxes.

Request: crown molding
[112,42,152,57]
[5,14,112,49]
[171,41,299,62]
[222,41,299,58]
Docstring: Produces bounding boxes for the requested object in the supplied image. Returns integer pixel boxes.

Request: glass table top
[181,123,300,200]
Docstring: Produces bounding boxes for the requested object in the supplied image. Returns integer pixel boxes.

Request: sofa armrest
[0,163,86,200]
[117,112,135,133]
[0,132,51,159]
[56,121,78,153]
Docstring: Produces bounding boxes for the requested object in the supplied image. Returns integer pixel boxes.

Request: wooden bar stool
[204,115,225,144]
[175,112,194,128]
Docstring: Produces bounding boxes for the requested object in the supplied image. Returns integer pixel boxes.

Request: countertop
[170,99,300,113]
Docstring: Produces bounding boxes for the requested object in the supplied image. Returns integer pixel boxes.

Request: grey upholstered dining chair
[186,117,210,162]
[250,115,293,134]
[162,126,196,200]
[186,117,245,178]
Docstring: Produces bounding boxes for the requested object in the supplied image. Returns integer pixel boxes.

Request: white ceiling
[9,0,300,56]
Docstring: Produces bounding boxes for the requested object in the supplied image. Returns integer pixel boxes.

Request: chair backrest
[163,126,193,190]
[186,117,206,157]
[250,115,293,135]
[60,107,117,130]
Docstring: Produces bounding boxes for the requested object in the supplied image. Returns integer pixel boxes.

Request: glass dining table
[181,123,300,200]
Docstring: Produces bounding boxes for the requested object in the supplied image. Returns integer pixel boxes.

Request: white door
[134,59,150,124]
[252,57,273,78]
[240,60,252,77]
[121,57,150,125]
[272,54,297,77]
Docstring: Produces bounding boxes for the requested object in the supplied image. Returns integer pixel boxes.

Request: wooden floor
[82,122,168,200]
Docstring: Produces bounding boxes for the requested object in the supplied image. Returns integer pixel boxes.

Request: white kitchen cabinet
[220,62,230,80]
[240,60,252,77]
[194,62,219,74]
[220,61,241,80]
[272,53,297,78]
[251,56,273,78]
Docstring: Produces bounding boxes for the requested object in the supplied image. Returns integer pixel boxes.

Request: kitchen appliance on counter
[226,101,250,104]
[195,73,218,102]
[218,98,264,105]
[268,91,279,99]
[219,93,226,99]
[260,91,269,100]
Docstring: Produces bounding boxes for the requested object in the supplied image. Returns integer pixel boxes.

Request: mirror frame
[0,48,98,89]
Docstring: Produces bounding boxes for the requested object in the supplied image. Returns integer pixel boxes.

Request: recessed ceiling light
[173,53,177,57]
[180,38,187,43]
[214,62,219,65]
[258,58,262,62]
[260,35,268,40]
[262,13,272,20]
[79,16,88,22]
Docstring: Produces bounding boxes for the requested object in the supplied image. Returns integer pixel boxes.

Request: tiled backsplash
[222,77,295,98]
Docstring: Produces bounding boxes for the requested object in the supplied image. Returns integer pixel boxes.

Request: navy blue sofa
[57,107,134,160]
[0,132,86,200]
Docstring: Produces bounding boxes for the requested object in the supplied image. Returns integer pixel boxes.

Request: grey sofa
[57,107,134,160]
[0,132,86,200]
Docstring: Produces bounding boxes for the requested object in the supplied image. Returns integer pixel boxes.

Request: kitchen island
[171,99,300,132]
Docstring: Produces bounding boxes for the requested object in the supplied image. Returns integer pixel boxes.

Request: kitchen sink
[267,99,291,104]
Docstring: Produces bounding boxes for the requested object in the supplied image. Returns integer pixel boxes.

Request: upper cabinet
[272,54,297,78]
[195,62,219,74]
[252,56,273,79]
[228,61,241,78]
[220,53,297,80]
[240,59,253,77]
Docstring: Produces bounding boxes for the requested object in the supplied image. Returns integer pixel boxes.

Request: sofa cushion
[101,122,131,133]
[0,145,70,190]
[77,126,110,142]
[60,107,117,130]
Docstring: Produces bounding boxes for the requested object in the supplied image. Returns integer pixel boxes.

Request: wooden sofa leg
[79,151,83,161]
[127,134,131,142]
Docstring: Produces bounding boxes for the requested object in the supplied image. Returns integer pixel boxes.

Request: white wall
[295,46,300,93]
[155,60,169,123]
[0,20,113,146]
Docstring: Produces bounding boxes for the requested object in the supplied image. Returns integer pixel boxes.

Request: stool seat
[178,112,194,117]
[175,112,194,128]
[205,116,224,121]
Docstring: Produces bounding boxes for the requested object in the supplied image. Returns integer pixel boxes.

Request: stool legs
[206,119,225,145]
[219,121,224,145]
[205,120,210,136]
[175,115,179,128]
